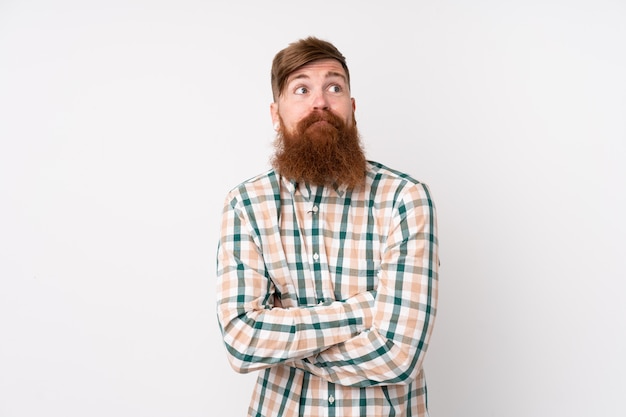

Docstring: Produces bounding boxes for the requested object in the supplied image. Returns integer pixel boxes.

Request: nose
[311,91,330,110]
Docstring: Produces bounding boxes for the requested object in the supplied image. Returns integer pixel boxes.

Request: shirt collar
[280,175,347,199]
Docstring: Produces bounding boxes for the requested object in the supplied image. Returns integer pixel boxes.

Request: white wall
[1,1,624,416]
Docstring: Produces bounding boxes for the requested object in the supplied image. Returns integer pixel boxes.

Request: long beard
[271,110,367,188]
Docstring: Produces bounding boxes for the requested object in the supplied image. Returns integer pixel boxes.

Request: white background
[1,1,625,416]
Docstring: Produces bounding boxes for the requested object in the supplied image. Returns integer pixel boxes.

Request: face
[270,59,356,134]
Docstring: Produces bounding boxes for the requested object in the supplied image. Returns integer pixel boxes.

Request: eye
[294,86,308,95]
[328,84,342,93]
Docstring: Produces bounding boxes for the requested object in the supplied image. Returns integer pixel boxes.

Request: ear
[351,97,356,112]
[270,102,279,128]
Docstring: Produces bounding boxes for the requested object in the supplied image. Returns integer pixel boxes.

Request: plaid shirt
[216,161,439,417]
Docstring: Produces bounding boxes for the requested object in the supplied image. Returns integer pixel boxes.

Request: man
[216,36,439,416]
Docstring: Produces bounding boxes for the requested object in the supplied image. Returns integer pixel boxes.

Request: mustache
[298,110,343,131]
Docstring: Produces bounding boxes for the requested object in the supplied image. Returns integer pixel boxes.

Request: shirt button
[328,395,335,405]
[312,205,318,213]
[313,253,319,261]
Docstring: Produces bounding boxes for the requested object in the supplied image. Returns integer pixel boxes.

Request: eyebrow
[288,71,347,84]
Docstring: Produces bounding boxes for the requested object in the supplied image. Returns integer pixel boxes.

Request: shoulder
[365,160,431,193]
[364,161,435,208]
[366,160,421,185]
[223,169,281,208]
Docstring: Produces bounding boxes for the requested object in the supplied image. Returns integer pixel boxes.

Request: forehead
[286,59,347,84]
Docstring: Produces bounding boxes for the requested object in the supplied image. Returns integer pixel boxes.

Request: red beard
[271,110,367,188]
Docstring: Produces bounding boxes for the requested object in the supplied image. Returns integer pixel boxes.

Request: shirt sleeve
[216,191,377,374]
[287,182,439,387]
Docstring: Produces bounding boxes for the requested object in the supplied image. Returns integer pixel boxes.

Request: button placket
[311,190,326,303]
[327,382,336,408]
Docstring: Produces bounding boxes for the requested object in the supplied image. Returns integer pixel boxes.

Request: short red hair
[270,37,351,101]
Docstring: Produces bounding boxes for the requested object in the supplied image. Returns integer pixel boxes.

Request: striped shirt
[216,160,439,417]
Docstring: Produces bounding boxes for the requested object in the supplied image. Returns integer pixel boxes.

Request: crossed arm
[216,183,438,387]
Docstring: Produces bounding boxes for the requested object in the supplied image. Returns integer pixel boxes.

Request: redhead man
[216,36,439,417]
